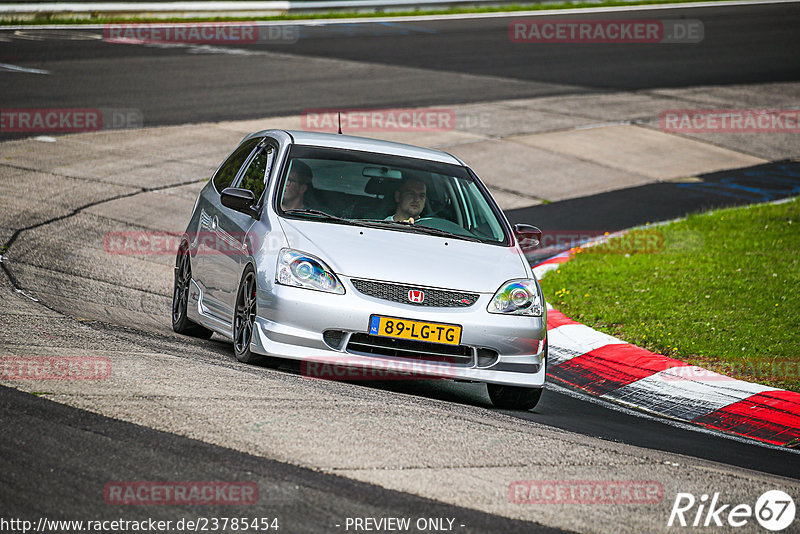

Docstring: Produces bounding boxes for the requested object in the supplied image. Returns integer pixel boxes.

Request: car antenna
[337,112,342,134]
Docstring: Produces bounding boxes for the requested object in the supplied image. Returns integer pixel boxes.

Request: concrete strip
[0,167,138,229]
[641,82,800,160]
[447,139,652,203]
[514,124,767,181]
[506,92,686,124]
[85,189,200,231]
[649,81,800,109]
[10,213,177,295]
[443,101,597,138]
[10,259,174,325]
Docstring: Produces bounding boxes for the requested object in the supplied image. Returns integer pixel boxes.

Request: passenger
[386,177,426,223]
[281,161,313,211]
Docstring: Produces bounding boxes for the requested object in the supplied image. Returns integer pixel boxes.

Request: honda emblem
[408,290,425,303]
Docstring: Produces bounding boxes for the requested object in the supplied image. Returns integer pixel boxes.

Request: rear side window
[213,138,260,192]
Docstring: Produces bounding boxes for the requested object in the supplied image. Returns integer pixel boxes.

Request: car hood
[278,218,529,293]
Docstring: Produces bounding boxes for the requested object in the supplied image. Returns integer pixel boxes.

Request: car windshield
[276,145,509,245]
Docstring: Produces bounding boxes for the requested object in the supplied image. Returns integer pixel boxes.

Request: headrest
[364,177,399,197]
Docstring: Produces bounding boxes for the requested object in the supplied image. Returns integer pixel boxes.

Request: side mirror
[221,187,260,219]
[513,224,542,250]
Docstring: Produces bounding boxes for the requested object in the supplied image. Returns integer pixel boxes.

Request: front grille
[350,279,479,308]
[346,333,473,365]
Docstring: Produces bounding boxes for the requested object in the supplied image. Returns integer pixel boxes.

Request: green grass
[1,0,728,26]
[540,198,800,392]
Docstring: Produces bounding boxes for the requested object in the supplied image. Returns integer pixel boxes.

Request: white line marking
[140,41,260,55]
[14,289,39,302]
[12,29,103,41]
[0,63,51,75]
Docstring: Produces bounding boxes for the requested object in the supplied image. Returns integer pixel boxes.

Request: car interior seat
[343,177,398,219]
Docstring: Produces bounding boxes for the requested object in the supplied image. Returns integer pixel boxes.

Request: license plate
[368,315,462,346]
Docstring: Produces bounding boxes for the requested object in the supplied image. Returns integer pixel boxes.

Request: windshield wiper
[283,208,370,227]
[363,219,483,242]
[284,208,342,220]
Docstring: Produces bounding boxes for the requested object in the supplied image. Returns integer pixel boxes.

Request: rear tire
[172,245,214,339]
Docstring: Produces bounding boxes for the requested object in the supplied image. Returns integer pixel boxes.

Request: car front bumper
[249,277,547,387]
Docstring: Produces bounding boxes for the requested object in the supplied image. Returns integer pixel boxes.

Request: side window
[462,180,504,241]
[236,144,275,203]
[212,138,260,192]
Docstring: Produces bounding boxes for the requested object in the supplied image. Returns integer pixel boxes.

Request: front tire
[172,245,214,339]
[233,266,263,364]
[487,384,543,411]
[487,339,547,411]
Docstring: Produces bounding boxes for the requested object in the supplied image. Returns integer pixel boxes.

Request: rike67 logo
[668,490,796,531]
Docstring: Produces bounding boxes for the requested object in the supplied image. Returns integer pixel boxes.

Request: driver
[386,177,426,223]
[281,160,313,211]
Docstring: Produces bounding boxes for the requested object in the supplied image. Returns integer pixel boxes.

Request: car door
[208,139,277,321]
[194,137,261,321]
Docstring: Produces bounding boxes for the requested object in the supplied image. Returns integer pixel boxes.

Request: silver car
[172,130,547,410]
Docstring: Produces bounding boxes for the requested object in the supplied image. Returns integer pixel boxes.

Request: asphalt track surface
[0,2,799,133]
[0,385,563,533]
[2,3,800,532]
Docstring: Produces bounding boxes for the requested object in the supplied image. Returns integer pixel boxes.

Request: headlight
[276,249,344,294]
[487,279,543,316]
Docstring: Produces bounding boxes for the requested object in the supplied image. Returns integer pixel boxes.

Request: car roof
[249,129,465,166]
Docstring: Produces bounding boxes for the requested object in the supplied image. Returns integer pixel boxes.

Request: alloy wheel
[234,270,257,355]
